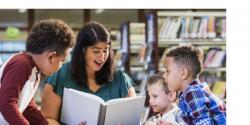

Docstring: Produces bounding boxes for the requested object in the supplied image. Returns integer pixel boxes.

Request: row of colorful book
[158,16,226,39]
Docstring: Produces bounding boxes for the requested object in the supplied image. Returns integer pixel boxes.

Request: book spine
[221,19,226,38]
[202,17,209,39]
[185,16,190,39]
[162,17,171,38]
[180,17,186,39]
[98,105,107,125]
[208,17,216,38]
[172,17,182,39]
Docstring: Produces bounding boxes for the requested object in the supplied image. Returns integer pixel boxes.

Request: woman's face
[85,42,110,72]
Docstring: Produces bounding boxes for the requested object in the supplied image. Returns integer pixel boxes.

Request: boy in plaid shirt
[162,45,226,125]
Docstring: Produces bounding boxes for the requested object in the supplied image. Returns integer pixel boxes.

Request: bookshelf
[114,22,146,79]
[157,11,225,18]
[144,12,159,73]
[157,11,226,40]
[158,39,226,46]
[137,12,160,95]
[114,22,130,74]
[110,29,120,50]
[0,31,27,65]
[154,10,226,71]
[138,10,226,100]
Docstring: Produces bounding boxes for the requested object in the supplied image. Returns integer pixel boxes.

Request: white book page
[105,96,143,105]
[69,88,105,104]
[104,96,146,125]
[60,88,105,125]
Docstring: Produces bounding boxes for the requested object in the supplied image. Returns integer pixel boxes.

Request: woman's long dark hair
[71,22,114,86]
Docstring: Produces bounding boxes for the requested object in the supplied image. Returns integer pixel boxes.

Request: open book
[61,88,146,125]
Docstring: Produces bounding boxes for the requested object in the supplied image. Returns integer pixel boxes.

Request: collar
[23,52,40,73]
[181,78,201,94]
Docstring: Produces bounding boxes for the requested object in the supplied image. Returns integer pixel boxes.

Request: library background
[0,9,226,104]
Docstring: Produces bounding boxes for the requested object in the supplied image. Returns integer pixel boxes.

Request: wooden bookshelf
[203,67,226,72]
[0,30,27,65]
[137,10,226,95]
[157,11,226,17]
[158,39,226,47]
[144,11,159,73]
[159,67,226,72]
[156,10,226,71]
[114,21,146,76]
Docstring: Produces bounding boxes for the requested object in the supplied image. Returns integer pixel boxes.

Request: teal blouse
[46,62,134,102]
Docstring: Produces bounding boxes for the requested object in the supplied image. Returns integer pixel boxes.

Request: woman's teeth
[95,61,102,65]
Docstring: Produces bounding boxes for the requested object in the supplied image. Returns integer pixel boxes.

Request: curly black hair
[166,45,203,78]
[26,19,75,55]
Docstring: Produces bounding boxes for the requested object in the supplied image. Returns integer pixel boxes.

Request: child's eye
[153,95,158,98]
[93,50,99,54]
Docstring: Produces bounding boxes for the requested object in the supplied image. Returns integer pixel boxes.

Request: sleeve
[23,99,48,125]
[118,70,134,97]
[0,61,32,125]
[184,88,213,125]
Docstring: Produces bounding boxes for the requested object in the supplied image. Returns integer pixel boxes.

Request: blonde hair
[147,72,170,94]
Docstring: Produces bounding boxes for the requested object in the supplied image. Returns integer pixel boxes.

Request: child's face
[85,42,110,72]
[42,48,70,76]
[147,82,172,114]
[163,57,182,92]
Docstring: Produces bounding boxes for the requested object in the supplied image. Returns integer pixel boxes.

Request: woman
[41,22,136,124]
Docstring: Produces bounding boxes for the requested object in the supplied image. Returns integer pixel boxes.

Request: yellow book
[212,81,226,98]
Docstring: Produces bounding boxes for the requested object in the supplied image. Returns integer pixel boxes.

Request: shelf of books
[157,11,226,41]
[0,30,27,66]
[158,39,226,46]
[114,22,146,80]
[138,10,226,100]
[137,12,160,95]
[110,29,120,50]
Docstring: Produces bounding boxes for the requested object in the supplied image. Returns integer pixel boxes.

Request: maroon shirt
[0,53,48,125]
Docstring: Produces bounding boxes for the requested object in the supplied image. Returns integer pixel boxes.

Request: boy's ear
[47,51,57,63]
[169,91,177,102]
[180,67,189,80]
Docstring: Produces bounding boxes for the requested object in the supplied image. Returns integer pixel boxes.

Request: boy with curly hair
[0,19,75,125]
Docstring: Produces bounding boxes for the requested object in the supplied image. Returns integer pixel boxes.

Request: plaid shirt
[178,79,226,125]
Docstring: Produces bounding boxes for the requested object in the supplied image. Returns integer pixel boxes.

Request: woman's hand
[47,118,60,125]
[127,87,136,97]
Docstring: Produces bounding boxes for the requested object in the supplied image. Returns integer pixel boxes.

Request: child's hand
[78,121,87,125]
[157,120,172,125]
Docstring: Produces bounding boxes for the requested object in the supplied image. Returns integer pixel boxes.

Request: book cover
[171,17,182,39]
[210,50,226,68]
[204,49,218,68]
[212,81,226,99]
[61,88,146,125]
[208,17,216,38]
